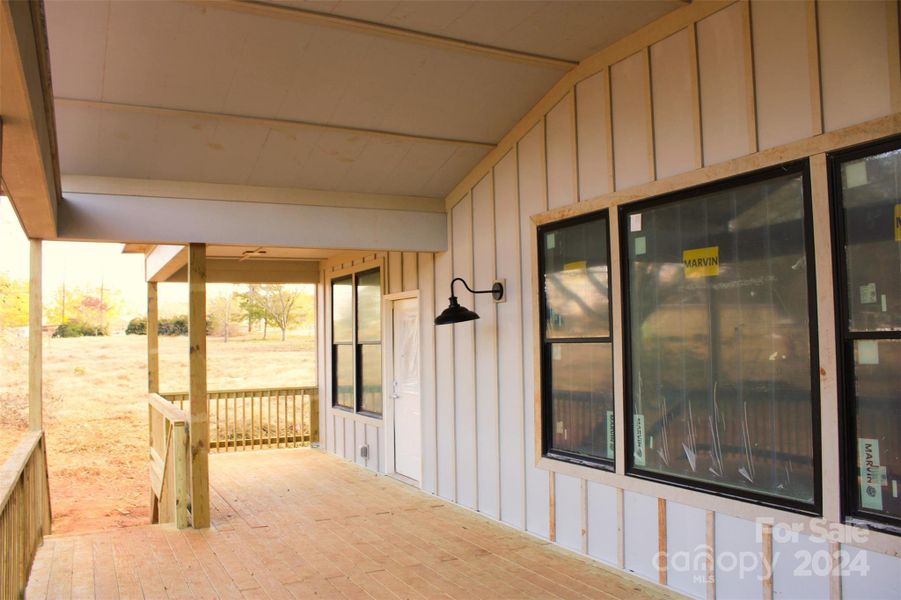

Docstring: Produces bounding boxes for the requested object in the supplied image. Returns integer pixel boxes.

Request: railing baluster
[292,391,297,448]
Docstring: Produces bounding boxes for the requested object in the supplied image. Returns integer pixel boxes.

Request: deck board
[26,449,681,599]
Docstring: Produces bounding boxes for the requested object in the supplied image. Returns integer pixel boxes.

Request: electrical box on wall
[359,444,369,459]
[494,279,506,303]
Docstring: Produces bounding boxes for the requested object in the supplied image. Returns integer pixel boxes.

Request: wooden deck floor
[26,449,679,599]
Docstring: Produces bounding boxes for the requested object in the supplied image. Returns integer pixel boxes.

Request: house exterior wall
[318,2,901,598]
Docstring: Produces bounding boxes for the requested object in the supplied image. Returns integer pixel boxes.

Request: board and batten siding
[318,2,901,599]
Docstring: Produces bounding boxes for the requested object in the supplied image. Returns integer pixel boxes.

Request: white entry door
[392,297,421,482]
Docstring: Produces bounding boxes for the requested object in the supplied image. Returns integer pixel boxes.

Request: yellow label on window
[563,260,587,271]
[895,204,901,241]
[683,246,720,278]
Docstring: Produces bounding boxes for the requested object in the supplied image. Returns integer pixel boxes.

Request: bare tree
[259,285,300,341]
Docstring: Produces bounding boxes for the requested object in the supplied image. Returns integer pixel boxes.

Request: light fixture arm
[449,277,504,302]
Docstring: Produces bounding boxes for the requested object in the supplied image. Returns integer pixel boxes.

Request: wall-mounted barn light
[434,277,505,325]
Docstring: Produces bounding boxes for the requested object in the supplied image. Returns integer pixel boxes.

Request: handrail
[148,392,187,424]
[148,394,190,529]
[160,386,319,452]
[1,431,52,599]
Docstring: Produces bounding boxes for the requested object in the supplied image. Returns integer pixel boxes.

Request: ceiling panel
[55,103,489,199]
[46,0,681,204]
[269,0,682,61]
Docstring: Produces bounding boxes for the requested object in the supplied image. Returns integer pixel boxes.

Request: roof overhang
[0,0,60,238]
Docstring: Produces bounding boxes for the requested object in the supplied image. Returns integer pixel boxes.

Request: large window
[539,213,614,466]
[331,268,382,416]
[831,137,901,533]
[621,163,819,511]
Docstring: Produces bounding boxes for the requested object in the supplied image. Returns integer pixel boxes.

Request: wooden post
[28,239,42,432]
[310,389,320,444]
[188,243,210,528]
[147,281,159,394]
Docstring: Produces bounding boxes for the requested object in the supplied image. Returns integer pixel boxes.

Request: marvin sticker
[606,411,615,458]
[895,204,901,242]
[683,246,719,278]
[633,414,646,466]
[858,438,884,511]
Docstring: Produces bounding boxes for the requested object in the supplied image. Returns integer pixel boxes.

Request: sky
[0,196,237,320]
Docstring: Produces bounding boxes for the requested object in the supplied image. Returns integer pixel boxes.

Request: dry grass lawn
[0,332,315,534]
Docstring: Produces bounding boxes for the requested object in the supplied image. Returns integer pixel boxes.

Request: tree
[237,285,268,336]
[208,290,238,342]
[45,284,123,332]
[0,274,29,328]
[259,285,300,341]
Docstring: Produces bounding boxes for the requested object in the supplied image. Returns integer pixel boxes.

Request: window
[831,137,901,533]
[539,213,614,466]
[621,163,820,511]
[331,268,382,415]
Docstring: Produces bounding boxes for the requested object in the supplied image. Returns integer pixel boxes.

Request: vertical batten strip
[688,23,704,169]
[706,511,716,600]
[580,479,588,554]
[657,498,667,585]
[548,472,556,542]
[491,170,503,521]
[512,142,534,531]
[569,88,581,202]
[807,0,824,135]
[761,523,773,600]
[828,541,841,600]
[604,68,617,192]
[470,187,480,511]
[887,0,901,113]
[644,47,657,182]
[616,487,625,568]
[742,0,759,154]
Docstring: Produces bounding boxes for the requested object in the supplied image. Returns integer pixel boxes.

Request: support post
[188,243,210,528]
[28,239,42,431]
[147,281,159,394]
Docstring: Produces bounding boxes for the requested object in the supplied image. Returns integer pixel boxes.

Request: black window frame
[829,135,901,536]
[537,210,615,470]
[330,267,383,417]
[619,160,823,516]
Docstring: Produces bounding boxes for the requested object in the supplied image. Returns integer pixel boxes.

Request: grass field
[0,332,315,534]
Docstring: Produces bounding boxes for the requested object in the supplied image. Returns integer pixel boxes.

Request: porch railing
[1,431,52,598]
[160,387,319,452]
[148,394,190,529]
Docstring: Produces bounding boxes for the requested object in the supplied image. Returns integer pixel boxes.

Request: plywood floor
[26,449,680,599]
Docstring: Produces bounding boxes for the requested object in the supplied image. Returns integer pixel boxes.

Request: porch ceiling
[45,0,681,206]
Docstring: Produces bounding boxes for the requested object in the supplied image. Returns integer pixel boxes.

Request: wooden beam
[147,282,159,394]
[200,0,578,71]
[61,175,446,213]
[188,243,210,528]
[0,0,60,239]
[164,258,321,285]
[54,97,497,149]
[146,245,187,283]
[28,239,41,431]
[58,192,448,252]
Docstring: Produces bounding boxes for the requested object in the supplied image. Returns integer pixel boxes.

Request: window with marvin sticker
[831,137,901,533]
[539,213,614,466]
[622,163,820,510]
[331,268,382,416]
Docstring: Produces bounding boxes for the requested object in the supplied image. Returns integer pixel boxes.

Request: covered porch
[25,449,672,600]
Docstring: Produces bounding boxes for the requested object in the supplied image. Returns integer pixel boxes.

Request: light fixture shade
[434,296,480,325]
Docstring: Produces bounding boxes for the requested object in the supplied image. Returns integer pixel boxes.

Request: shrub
[52,319,107,338]
[125,317,146,335]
